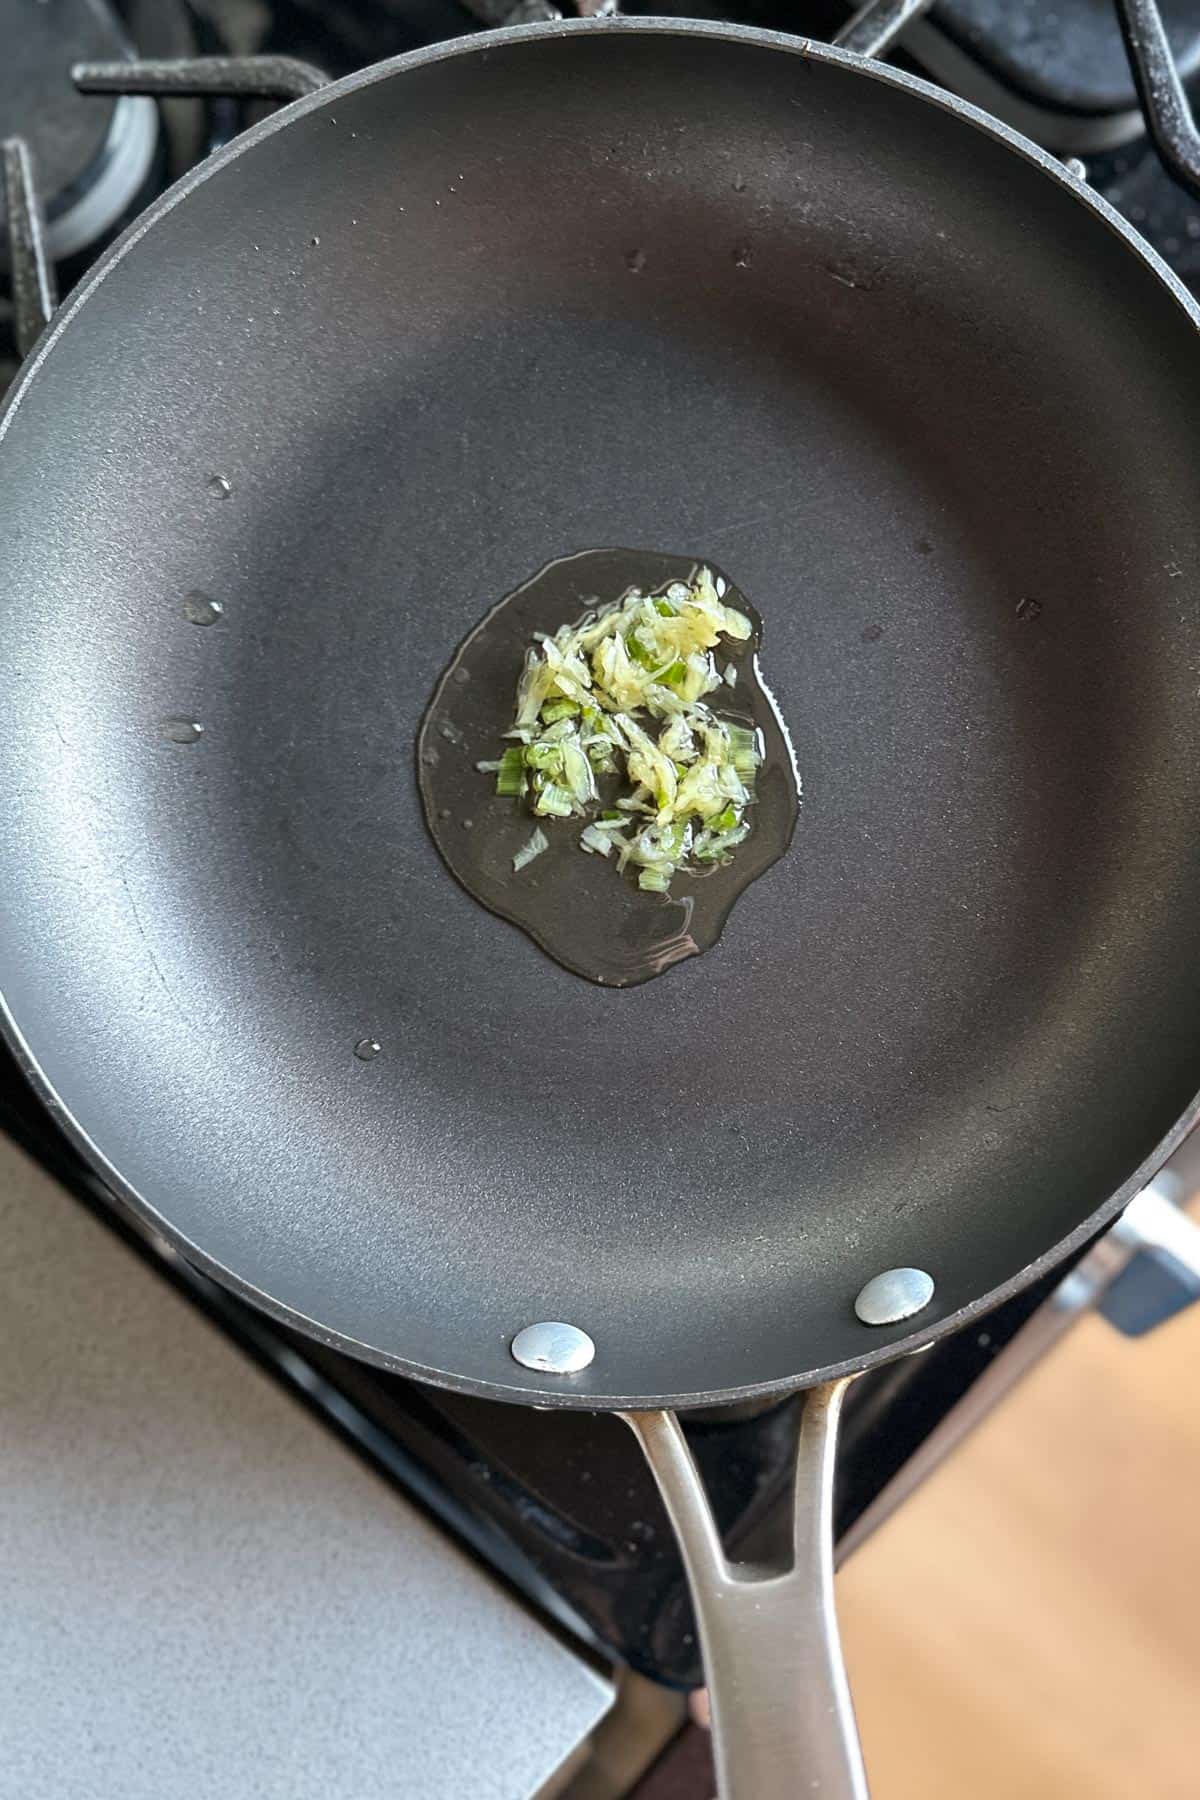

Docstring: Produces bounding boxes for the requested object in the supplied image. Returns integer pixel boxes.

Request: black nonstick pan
[3,17,1200,1796]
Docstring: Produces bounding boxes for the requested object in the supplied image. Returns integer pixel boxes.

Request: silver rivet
[511,1321,595,1374]
[855,1267,935,1326]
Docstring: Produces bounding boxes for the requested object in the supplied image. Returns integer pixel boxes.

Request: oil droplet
[182,591,223,627]
[733,244,752,269]
[354,1037,382,1061]
[915,537,934,555]
[310,234,320,247]
[861,622,884,643]
[162,716,204,744]
[1015,596,1043,623]
[625,247,646,273]
[207,474,232,499]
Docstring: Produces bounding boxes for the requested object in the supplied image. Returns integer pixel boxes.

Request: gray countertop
[0,1137,611,1799]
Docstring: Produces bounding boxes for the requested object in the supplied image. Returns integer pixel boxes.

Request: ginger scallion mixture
[477,568,762,893]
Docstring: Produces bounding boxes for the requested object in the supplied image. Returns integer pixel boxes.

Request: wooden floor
[839,1304,1200,1799]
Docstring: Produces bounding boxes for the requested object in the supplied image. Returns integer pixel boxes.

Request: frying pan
[4,14,1200,1796]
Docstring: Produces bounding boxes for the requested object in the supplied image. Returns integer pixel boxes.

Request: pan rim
[2,17,1200,1409]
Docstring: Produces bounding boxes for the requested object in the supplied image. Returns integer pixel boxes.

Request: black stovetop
[2,0,1198,1690]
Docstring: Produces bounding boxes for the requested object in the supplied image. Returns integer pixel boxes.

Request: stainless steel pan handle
[623,1379,867,1800]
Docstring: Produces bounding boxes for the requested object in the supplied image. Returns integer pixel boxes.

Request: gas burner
[0,0,158,264]
[908,0,1200,152]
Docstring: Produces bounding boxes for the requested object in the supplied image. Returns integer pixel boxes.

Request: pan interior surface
[3,27,1200,1405]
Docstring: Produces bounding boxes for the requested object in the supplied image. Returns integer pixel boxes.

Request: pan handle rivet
[511,1321,595,1374]
[854,1267,935,1326]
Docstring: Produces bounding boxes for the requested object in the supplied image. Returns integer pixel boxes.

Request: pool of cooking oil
[417,548,799,987]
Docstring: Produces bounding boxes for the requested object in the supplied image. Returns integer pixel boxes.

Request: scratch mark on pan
[699,476,798,543]
[119,868,182,1016]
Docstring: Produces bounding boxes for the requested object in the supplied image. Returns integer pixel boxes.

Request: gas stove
[4,0,1200,1754]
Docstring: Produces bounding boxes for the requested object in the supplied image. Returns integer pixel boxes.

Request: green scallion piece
[524,742,563,774]
[561,742,596,806]
[727,724,760,778]
[512,827,548,872]
[533,782,575,818]
[579,823,616,856]
[495,747,527,796]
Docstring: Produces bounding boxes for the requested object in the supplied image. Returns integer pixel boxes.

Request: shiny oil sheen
[417,548,800,986]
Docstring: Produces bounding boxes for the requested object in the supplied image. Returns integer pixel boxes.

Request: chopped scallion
[580,823,617,856]
[638,867,671,892]
[482,567,764,895]
[533,782,575,818]
[495,747,527,796]
[512,827,548,871]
